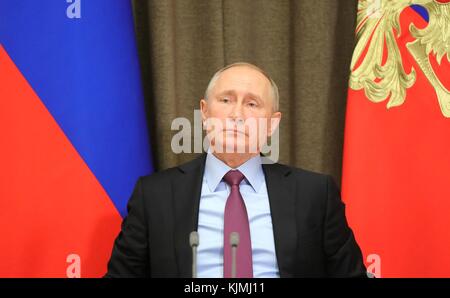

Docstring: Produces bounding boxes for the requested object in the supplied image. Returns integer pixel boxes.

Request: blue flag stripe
[0,0,153,217]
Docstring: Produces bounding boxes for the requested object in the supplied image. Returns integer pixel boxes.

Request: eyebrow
[216,90,263,101]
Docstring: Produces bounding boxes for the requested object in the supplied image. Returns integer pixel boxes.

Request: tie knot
[223,170,245,186]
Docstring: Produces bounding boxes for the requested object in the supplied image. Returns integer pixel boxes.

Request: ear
[200,99,208,122]
[268,111,282,136]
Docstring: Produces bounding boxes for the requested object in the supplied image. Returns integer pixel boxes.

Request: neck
[212,152,259,168]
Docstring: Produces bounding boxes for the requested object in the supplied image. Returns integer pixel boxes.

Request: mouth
[223,129,248,136]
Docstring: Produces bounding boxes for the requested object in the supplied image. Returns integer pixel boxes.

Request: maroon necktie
[223,170,253,278]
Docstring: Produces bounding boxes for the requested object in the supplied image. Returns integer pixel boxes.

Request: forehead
[212,66,271,95]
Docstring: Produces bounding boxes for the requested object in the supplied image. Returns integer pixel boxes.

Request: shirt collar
[204,152,264,193]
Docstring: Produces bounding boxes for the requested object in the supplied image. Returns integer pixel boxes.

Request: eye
[220,97,230,103]
[247,101,258,108]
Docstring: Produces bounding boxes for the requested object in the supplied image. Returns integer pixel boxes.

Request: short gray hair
[204,62,279,112]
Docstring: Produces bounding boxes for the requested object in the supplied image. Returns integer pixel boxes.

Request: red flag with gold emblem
[342,0,450,277]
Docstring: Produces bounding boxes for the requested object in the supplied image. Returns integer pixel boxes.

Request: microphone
[189,231,199,278]
[230,232,239,278]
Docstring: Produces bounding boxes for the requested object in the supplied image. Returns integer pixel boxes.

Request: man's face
[200,66,281,154]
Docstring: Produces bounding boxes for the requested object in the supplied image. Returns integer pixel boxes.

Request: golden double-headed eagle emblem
[350,0,450,117]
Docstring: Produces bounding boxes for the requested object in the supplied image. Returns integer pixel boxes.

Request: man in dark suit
[106,62,366,278]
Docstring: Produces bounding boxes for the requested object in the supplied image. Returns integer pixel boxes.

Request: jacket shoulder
[265,161,331,183]
[138,154,205,185]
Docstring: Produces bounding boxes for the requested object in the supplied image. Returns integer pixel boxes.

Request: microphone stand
[190,231,199,278]
[230,232,239,278]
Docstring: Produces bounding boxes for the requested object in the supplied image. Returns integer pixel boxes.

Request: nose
[229,102,244,124]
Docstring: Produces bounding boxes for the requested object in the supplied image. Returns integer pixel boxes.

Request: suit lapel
[262,162,297,278]
[172,154,206,278]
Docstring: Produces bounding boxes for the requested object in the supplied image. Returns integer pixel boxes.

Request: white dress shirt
[196,153,280,278]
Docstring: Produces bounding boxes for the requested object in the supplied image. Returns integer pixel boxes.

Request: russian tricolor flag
[0,1,153,277]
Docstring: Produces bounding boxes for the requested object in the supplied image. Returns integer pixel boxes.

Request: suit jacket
[105,154,366,277]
